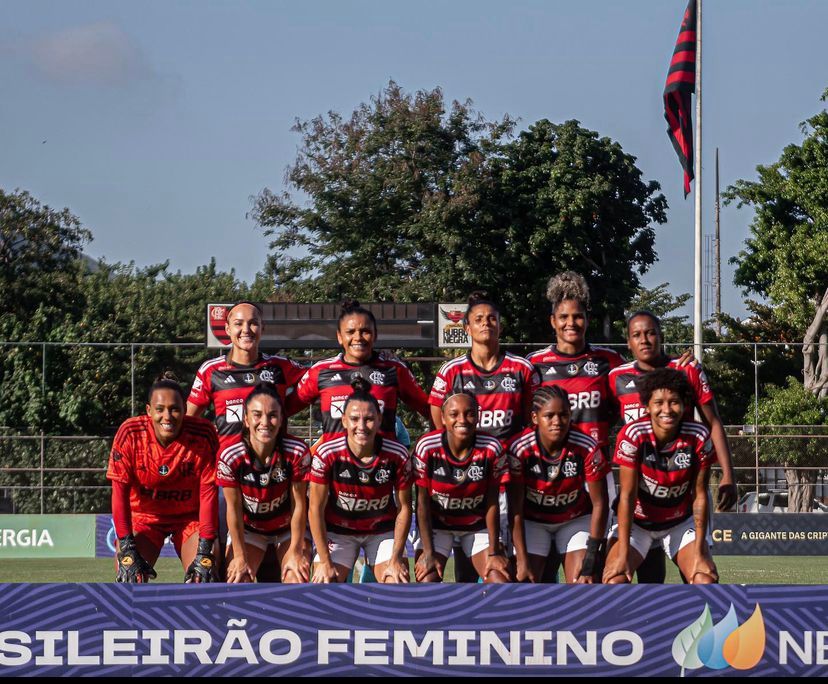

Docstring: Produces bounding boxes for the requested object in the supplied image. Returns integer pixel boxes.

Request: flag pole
[693,0,703,360]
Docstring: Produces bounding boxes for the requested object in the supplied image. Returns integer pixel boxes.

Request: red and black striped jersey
[526,344,624,446]
[414,429,507,532]
[188,353,306,452]
[609,359,715,425]
[107,415,218,536]
[295,353,429,440]
[613,417,715,530]
[507,427,609,525]
[216,434,310,536]
[308,434,412,535]
[429,353,536,441]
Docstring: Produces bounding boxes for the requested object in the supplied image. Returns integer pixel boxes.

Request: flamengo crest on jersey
[613,416,715,530]
[308,435,412,535]
[414,430,506,531]
[216,435,310,535]
[527,344,624,445]
[507,427,609,525]
[429,353,535,440]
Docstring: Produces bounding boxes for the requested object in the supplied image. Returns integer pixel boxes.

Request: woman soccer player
[414,392,511,584]
[217,384,311,583]
[602,368,718,585]
[609,310,737,511]
[429,292,535,581]
[308,378,413,583]
[107,372,219,583]
[508,386,610,583]
[294,299,430,443]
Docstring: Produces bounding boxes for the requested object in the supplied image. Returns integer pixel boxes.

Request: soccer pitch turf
[0,556,824,584]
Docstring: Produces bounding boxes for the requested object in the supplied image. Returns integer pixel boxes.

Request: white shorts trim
[609,517,697,560]
[315,530,398,568]
[414,529,490,559]
[523,516,591,556]
[227,528,291,552]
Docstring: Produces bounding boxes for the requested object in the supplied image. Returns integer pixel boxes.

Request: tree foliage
[253,81,668,342]
[725,89,828,397]
[617,282,691,343]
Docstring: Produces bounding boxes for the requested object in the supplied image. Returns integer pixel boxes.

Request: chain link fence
[0,341,825,514]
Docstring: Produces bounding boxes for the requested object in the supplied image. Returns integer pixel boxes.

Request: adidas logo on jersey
[339,469,352,479]
[331,373,343,382]
[224,375,236,384]
[544,367,557,375]
[434,466,446,476]
[625,380,637,389]
[463,381,475,390]
[531,464,542,474]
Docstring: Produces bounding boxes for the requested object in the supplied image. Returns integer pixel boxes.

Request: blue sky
[3,0,828,320]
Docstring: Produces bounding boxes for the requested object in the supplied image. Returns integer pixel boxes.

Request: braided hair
[531,385,571,415]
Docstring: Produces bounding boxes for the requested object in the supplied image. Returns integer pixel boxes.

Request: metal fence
[0,340,825,514]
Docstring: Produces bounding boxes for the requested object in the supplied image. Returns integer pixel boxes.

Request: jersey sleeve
[187,361,212,408]
[396,452,414,490]
[216,445,241,488]
[198,464,218,540]
[491,441,508,484]
[687,364,715,406]
[308,449,332,485]
[506,443,524,485]
[428,362,453,408]
[294,366,320,407]
[397,362,431,418]
[290,442,312,482]
[584,443,611,482]
[613,426,641,469]
[697,429,716,469]
[413,439,431,488]
[106,422,136,484]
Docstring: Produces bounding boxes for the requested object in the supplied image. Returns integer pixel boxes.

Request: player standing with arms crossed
[107,373,218,583]
[602,369,718,584]
[308,378,413,583]
[414,392,511,583]
[217,384,311,583]
[508,386,610,583]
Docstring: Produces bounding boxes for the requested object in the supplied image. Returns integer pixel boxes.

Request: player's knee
[418,570,442,583]
[484,570,510,584]
[691,572,717,585]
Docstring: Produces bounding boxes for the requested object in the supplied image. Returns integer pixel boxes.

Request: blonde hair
[546,271,590,312]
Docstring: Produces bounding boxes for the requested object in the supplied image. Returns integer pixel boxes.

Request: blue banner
[0,584,826,676]
[95,515,177,559]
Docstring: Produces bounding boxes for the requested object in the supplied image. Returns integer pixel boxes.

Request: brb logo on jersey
[672,603,765,674]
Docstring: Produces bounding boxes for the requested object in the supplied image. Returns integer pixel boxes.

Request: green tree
[746,378,827,511]
[252,81,668,342]
[617,283,691,343]
[725,88,828,399]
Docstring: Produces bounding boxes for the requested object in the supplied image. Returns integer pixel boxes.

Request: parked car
[737,490,828,513]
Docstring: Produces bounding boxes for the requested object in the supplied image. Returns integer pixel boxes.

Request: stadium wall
[0,584,826,675]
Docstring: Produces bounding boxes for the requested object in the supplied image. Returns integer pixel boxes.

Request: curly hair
[546,271,590,313]
[636,368,692,407]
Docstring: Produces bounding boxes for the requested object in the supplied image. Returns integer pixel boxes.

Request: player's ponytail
[342,376,381,415]
[147,370,185,405]
[338,299,377,334]
[464,291,500,324]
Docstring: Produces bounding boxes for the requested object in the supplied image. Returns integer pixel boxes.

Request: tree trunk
[802,288,828,397]
[784,464,816,513]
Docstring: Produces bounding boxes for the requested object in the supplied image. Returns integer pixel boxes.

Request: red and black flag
[664,0,697,197]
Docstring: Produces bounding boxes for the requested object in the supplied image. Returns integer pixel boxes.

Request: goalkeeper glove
[116,534,157,583]
[184,537,216,583]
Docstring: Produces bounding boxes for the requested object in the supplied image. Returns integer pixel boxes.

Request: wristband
[579,536,605,577]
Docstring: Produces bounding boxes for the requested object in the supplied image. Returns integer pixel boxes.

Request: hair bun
[350,376,372,394]
[341,298,361,313]
[467,290,488,306]
[157,370,179,384]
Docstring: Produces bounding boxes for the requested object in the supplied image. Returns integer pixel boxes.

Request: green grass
[0,556,824,584]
